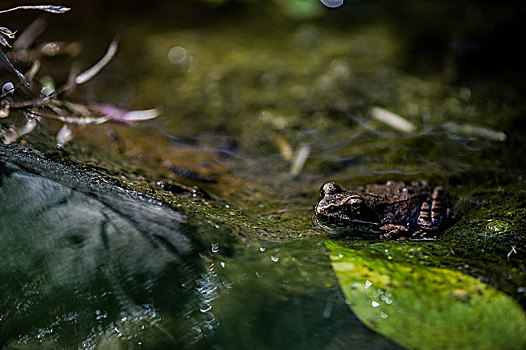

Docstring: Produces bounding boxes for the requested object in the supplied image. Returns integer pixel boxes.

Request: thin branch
[13,17,47,50]
[0,47,27,84]
[75,39,118,85]
[1,8,158,145]
[0,5,70,14]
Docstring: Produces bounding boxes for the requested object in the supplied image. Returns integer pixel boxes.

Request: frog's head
[315,182,368,226]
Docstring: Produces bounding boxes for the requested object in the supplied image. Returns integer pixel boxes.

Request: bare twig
[13,17,47,50]
[1,7,158,145]
[75,39,118,85]
[0,5,70,14]
[0,47,27,84]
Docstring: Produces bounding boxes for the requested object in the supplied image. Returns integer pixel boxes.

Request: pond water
[1,1,526,349]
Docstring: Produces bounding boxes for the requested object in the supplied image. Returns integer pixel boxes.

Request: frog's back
[359,181,431,225]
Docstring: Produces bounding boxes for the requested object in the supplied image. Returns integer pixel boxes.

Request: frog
[314,181,451,238]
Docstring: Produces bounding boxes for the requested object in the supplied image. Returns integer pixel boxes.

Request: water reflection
[0,146,204,348]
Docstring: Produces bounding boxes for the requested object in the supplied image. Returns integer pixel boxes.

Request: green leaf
[326,241,526,350]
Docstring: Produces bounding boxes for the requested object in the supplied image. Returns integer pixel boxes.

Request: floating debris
[56,123,73,145]
[444,122,507,142]
[94,104,159,123]
[290,143,311,177]
[272,132,293,161]
[75,39,118,85]
[370,106,416,133]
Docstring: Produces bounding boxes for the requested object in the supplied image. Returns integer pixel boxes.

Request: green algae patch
[326,241,526,350]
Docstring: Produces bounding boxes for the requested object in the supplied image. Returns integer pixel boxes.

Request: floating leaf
[326,241,526,350]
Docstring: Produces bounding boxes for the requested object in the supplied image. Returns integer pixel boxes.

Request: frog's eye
[320,182,342,196]
[341,195,363,208]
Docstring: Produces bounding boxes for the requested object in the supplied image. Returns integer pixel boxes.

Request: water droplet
[371,300,380,308]
[56,124,72,145]
[338,253,344,258]
[460,86,471,100]
[320,0,344,9]
[168,46,187,64]
[200,303,212,313]
[211,243,219,253]
[220,262,225,268]
[40,85,54,98]
[259,247,266,252]
[270,256,279,263]
[380,311,389,319]
[365,280,372,288]
[42,42,59,56]
[2,82,14,95]
[260,71,277,88]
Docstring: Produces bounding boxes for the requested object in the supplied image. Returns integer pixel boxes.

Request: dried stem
[0,5,70,15]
